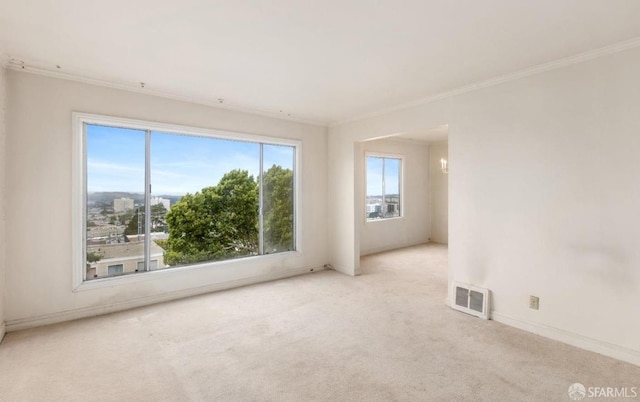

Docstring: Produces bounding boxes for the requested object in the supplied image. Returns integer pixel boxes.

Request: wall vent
[451,281,490,320]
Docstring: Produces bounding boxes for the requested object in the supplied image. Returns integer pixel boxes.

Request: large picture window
[365,155,402,221]
[79,115,297,282]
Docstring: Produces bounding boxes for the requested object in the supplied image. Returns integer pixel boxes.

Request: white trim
[72,112,303,290]
[294,139,303,254]
[359,239,426,257]
[331,36,640,127]
[3,57,326,127]
[73,112,302,147]
[365,216,404,224]
[7,265,324,332]
[364,151,405,160]
[71,114,85,290]
[6,37,640,129]
[384,137,436,146]
[491,311,640,368]
[77,250,303,292]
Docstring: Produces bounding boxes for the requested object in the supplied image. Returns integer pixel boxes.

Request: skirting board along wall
[6,265,324,332]
[491,312,640,367]
[445,298,640,367]
[360,239,433,257]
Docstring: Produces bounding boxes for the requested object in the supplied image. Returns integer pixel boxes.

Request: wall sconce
[440,158,449,174]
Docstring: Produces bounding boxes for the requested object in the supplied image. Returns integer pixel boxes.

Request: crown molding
[385,137,433,146]
[5,35,640,129]
[331,36,640,128]
[2,55,328,128]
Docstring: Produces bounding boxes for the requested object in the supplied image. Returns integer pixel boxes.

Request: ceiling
[2,1,640,126]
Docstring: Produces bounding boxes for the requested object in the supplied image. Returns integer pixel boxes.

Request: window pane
[262,144,295,254]
[83,118,300,283]
[366,157,383,220]
[383,158,401,218]
[107,264,124,276]
[85,124,146,280]
[151,132,260,268]
[365,156,401,221]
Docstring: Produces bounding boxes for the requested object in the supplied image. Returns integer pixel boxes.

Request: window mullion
[292,148,296,250]
[382,158,386,218]
[82,123,88,282]
[144,130,151,271]
[259,143,264,255]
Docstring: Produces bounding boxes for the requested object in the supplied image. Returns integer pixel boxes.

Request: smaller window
[107,264,124,276]
[365,155,402,221]
[137,260,158,271]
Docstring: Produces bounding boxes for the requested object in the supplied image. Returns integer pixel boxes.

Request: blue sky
[86,125,294,195]
[366,156,400,196]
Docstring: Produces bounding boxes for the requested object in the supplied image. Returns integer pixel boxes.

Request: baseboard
[360,239,430,257]
[6,265,324,332]
[491,311,640,367]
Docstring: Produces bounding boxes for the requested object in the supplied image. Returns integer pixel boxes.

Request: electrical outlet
[529,295,540,310]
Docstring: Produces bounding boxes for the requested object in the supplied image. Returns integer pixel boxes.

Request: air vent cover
[451,281,490,319]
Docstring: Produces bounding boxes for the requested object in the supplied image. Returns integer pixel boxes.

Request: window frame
[364,152,404,223]
[72,112,302,291]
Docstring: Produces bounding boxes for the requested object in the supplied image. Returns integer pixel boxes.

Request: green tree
[262,165,294,253]
[124,204,168,235]
[121,210,134,223]
[164,170,259,265]
[87,251,102,263]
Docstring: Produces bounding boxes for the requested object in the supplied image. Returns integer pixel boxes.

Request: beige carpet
[0,243,638,401]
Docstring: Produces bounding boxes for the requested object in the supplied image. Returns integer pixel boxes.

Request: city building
[150,196,170,210]
[365,203,381,215]
[86,241,166,279]
[113,197,134,213]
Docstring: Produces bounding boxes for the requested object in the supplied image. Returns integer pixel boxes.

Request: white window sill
[73,250,302,292]
[365,216,404,224]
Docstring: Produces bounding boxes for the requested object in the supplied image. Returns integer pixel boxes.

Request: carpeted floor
[0,243,638,401]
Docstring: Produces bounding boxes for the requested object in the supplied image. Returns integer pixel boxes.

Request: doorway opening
[355,125,448,276]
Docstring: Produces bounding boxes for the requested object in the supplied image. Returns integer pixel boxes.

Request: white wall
[328,45,640,365]
[450,47,640,363]
[327,132,359,275]
[4,71,328,330]
[357,139,430,256]
[0,66,6,341]
[429,141,448,244]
